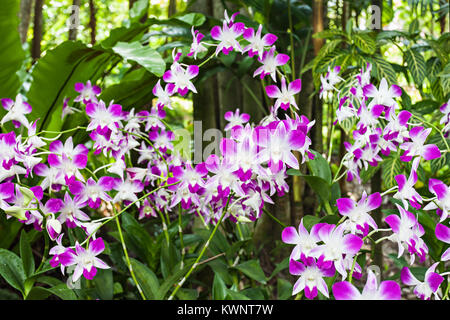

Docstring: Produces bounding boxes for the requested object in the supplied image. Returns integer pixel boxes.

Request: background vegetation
[0,0,448,300]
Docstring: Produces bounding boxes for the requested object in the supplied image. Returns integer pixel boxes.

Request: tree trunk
[89,0,96,45]
[168,0,177,17]
[19,0,33,44]
[68,0,80,41]
[31,0,44,63]
[439,0,447,34]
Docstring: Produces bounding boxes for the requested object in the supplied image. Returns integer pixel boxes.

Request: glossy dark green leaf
[112,41,166,77]
[0,249,26,294]
[233,260,267,284]
[20,230,35,278]
[212,273,227,300]
[130,258,160,300]
[0,0,25,103]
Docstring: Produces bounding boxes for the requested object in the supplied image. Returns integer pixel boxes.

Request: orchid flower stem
[337,215,347,225]
[114,211,146,300]
[380,187,398,197]
[332,158,346,184]
[178,206,185,269]
[364,228,392,241]
[263,207,287,228]
[36,126,87,138]
[374,236,390,244]
[327,123,335,163]
[348,253,360,284]
[168,195,232,300]
[236,223,244,241]
[197,210,209,230]
[198,53,215,68]
[411,114,449,151]
[35,231,49,273]
[324,201,335,215]
[443,283,449,300]
[241,80,268,116]
[158,210,170,245]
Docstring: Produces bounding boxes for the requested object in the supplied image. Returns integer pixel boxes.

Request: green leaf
[287,170,331,205]
[160,240,180,279]
[232,260,267,284]
[156,259,195,300]
[312,29,347,39]
[268,257,289,280]
[99,68,158,109]
[352,32,376,54]
[112,41,166,77]
[426,57,442,83]
[129,0,148,22]
[212,273,227,300]
[0,0,25,103]
[130,258,160,300]
[439,62,450,95]
[382,155,403,189]
[225,288,251,300]
[339,117,357,135]
[93,268,113,300]
[0,249,26,294]
[175,13,206,27]
[409,99,439,115]
[25,284,77,300]
[366,55,397,85]
[277,278,293,300]
[27,41,112,132]
[302,215,321,231]
[20,230,35,278]
[405,48,426,85]
[408,19,420,34]
[307,150,332,183]
[304,176,331,204]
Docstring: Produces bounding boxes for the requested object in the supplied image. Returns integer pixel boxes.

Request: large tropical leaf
[26,41,113,132]
[0,0,25,103]
[352,31,376,55]
[112,41,166,77]
[382,154,403,189]
[405,48,426,85]
[366,55,397,85]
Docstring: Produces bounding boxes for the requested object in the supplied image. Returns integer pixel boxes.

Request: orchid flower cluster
[0,10,316,288]
[281,63,449,300]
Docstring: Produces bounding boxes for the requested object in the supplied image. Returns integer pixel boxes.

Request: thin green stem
[198,53,215,68]
[168,195,232,300]
[114,212,146,300]
[241,80,268,115]
[348,253,359,284]
[36,231,49,273]
[158,210,170,245]
[178,205,185,269]
[263,207,287,228]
